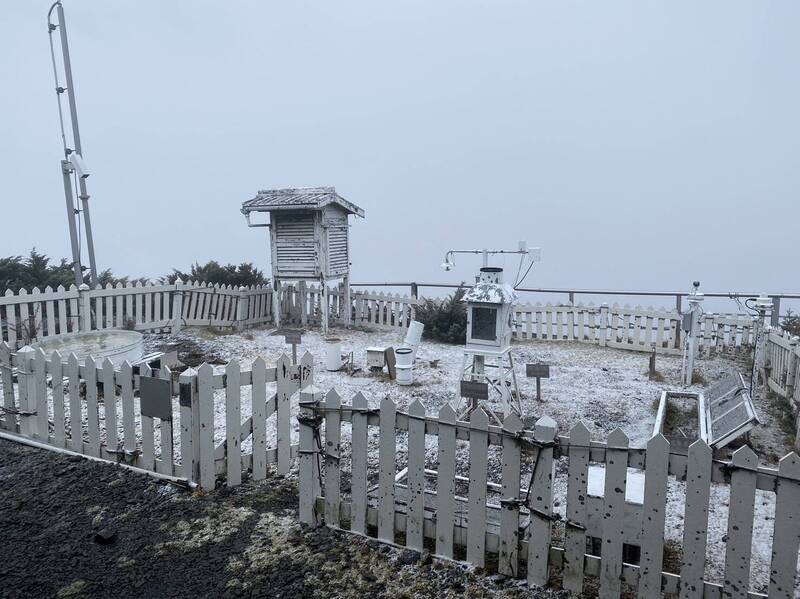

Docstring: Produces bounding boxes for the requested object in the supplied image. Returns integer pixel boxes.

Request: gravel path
[0,439,567,599]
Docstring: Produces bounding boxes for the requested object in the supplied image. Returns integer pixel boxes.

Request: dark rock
[94,528,116,545]
[398,549,420,565]
[419,550,432,566]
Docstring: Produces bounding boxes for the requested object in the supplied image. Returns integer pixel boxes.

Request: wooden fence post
[196,363,216,491]
[527,415,557,587]
[600,428,629,599]
[498,413,524,577]
[378,396,398,544]
[563,422,591,594]
[276,354,293,476]
[236,287,249,331]
[299,384,323,525]
[171,279,184,333]
[599,303,609,347]
[637,434,670,599]
[785,336,799,405]
[768,452,800,598]
[78,283,91,332]
[0,342,14,431]
[723,446,758,599]
[14,346,36,438]
[679,439,712,599]
[324,389,342,527]
[178,367,197,483]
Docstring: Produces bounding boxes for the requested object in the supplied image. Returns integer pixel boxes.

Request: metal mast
[47,1,99,287]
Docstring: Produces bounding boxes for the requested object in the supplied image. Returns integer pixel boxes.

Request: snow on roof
[241,186,365,217]
[462,280,518,304]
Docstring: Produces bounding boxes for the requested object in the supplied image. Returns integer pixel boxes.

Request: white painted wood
[251,357,268,481]
[350,391,368,535]
[84,355,101,456]
[225,360,242,487]
[436,402,457,558]
[600,428,629,599]
[723,446,758,599]
[406,399,426,552]
[178,368,196,482]
[50,351,65,445]
[139,362,155,471]
[467,406,489,567]
[119,361,135,454]
[102,358,118,452]
[527,415,557,587]
[637,433,670,599]
[33,348,47,441]
[324,389,342,527]
[67,353,81,452]
[157,365,174,476]
[679,439,713,599]
[498,412,523,576]
[275,353,293,476]
[298,385,322,525]
[0,342,15,431]
[197,363,215,490]
[378,396,397,543]
[768,452,800,598]
[563,421,591,594]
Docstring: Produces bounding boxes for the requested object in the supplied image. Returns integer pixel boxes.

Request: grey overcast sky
[1,2,798,305]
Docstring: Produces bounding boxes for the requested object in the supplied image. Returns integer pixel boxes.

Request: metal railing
[350,282,800,326]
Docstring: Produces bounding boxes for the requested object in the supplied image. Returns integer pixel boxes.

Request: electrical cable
[47,2,69,157]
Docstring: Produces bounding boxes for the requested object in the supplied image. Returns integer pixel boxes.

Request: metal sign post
[526,363,550,401]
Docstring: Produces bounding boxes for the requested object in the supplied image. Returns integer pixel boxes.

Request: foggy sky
[1,1,798,310]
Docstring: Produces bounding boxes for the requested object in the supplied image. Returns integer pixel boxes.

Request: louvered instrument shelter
[241,186,364,330]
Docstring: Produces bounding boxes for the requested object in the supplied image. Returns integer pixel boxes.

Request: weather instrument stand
[457,347,522,425]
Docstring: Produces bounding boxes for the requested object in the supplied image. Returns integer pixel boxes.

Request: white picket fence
[764,330,800,438]
[0,342,305,489]
[299,393,800,598]
[279,283,419,329]
[0,280,274,348]
[512,302,756,356]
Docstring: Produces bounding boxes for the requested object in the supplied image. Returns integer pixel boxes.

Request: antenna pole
[52,2,99,286]
[61,160,83,286]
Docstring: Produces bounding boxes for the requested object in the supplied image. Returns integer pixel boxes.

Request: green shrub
[782,310,800,338]
[415,288,467,345]
[163,261,266,288]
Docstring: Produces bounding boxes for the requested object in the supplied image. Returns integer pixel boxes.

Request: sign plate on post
[140,376,172,420]
[283,329,302,345]
[526,363,550,378]
[460,380,489,401]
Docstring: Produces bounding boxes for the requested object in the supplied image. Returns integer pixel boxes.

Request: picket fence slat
[768,453,800,598]
[276,354,292,476]
[600,428,629,599]
[527,415,557,587]
[350,392,368,535]
[68,353,81,452]
[51,351,65,445]
[140,363,155,471]
[435,403,456,558]
[637,433,670,599]
[225,361,242,487]
[251,357,268,481]
[406,399,426,552]
[466,407,489,567]
[499,413,523,577]
[197,363,215,490]
[157,365,174,476]
[680,439,713,599]
[378,396,397,543]
[563,422,591,593]
[724,446,758,599]
[85,356,100,457]
[102,358,117,451]
[324,389,341,527]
